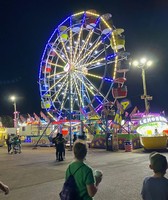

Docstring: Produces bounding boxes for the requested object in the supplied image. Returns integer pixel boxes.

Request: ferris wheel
[39,10,129,119]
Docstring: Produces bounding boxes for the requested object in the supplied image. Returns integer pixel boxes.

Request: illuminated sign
[139,116,167,125]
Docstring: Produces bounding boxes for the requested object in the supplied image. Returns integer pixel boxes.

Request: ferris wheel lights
[39,10,125,118]
[104,77,113,82]
[106,53,117,61]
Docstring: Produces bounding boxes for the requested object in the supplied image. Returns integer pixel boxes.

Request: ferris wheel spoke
[72,74,85,108]
[69,21,73,63]
[74,73,100,100]
[48,61,64,69]
[52,75,68,102]
[76,33,110,66]
[72,13,86,63]
[77,57,106,69]
[48,45,67,64]
[75,70,104,81]
[58,35,70,63]
[76,30,101,67]
[44,73,67,98]
[74,29,95,64]
[60,83,69,111]
[81,45,106,67]
[82,75,106,98]
[72,25,84,63]
[47,70,66,79]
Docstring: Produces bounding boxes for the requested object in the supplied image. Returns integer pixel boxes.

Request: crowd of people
[2,133,168,199]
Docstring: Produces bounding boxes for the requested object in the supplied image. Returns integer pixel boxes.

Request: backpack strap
[69,163,84,176]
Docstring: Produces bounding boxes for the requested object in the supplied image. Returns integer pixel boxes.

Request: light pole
[10,96,17,128]
[132,58,153,114]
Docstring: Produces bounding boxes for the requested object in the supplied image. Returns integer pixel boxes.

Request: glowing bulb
[140,58,146,64]
[146,60,152,67]
[132,60,139,67]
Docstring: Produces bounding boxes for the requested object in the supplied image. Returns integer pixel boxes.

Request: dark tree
[1,115,13,127]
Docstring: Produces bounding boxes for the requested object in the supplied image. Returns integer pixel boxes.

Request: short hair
[150,152,168,174]
[73,140,87,160]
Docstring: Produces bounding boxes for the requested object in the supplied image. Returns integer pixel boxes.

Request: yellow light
[75,29,94,64]
[86,11,99,17]
[77,37,104,65]
[76,57,105,69]
[76,70,103,80]
[60,83,69,111]
[47,71,65,78]
[140,58,147,64]
[100,16,112,30]
[45,73,67,99]
[75,72,105,99]
[72,74,84,107]
[10,96,16,101]
[47,112,57,121]
[69,28,73,63]
[59,38,70,63]
[73,25,84,63]
[48,62,64,68]
[132,60,139,67]
[72,11,85,17]
[51,49,66,64]
[75,75,95,96]
[53,75,68,102]
[146,60,152,67]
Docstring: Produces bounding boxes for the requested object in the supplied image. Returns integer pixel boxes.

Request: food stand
[136,115,168,150]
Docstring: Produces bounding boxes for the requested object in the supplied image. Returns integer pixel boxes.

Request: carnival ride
[136,114,168,150]
[38,10,129,135]
[37,10,168,151]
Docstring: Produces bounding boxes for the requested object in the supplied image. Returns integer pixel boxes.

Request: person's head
[73,140,87,161]
[149,152,168,175]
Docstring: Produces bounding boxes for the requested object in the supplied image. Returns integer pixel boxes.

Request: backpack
[59,164,84,200]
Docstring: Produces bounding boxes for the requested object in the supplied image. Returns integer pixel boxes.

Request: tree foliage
[0,115,13,127]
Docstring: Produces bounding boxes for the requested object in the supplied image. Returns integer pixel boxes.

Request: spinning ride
[39,10,129,120]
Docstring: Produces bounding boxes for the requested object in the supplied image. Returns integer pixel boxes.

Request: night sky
[0,0,168,117]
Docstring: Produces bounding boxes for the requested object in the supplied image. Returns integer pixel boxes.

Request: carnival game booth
[136,114,168,150]
[90,132,141,150]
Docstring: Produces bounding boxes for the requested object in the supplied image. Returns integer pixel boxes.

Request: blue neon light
[106,53,117,61]
[103,77,113,82]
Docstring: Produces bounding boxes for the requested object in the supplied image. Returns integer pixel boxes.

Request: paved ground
[0,146,168,200]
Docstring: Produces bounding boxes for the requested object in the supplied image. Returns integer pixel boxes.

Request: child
[0,181,9,195]
[141,152,168,200]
